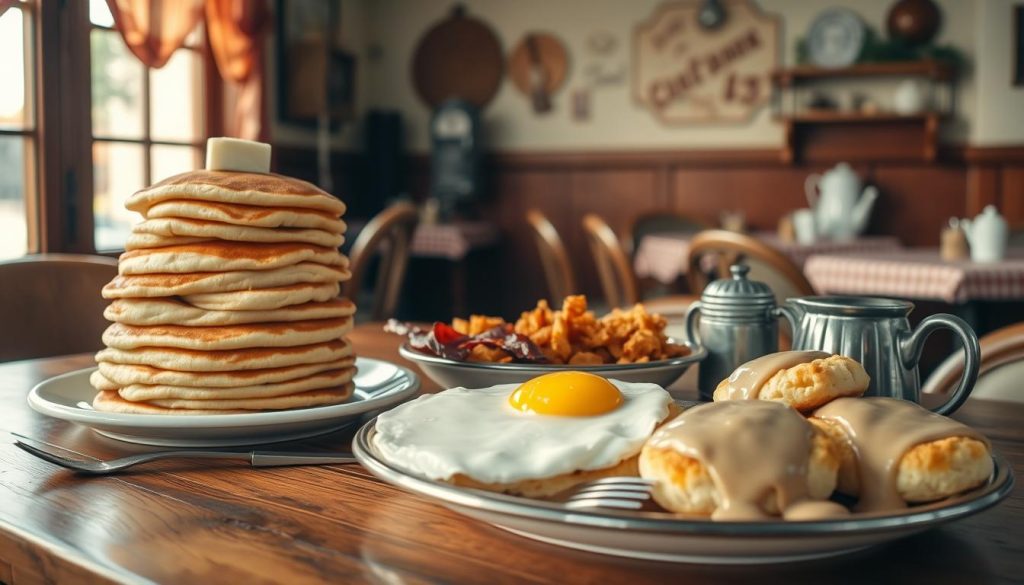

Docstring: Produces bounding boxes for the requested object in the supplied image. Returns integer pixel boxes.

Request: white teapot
[805,162,879,240]
[961,205,1008,262]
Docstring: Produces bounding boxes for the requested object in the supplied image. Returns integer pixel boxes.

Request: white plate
[28,357,419,447]
[399,341,705,390]
[353,418,1014,564]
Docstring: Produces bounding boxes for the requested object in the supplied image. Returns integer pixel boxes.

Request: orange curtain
[205,0,270,142]
[104,0,205,69]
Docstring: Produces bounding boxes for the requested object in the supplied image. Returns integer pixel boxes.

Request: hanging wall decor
[633,0,779,124]
[508,32,569,114]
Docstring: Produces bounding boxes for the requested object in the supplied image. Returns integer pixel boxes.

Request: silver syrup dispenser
[684,264,787,400]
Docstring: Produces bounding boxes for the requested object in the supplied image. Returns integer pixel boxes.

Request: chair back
[582,214,638,308]
[627,211,709,256]
[526,210,576,302]
[0,254,118,361]
[923,321,1024,402]
[345,202,420,321]
[686,229,814,302]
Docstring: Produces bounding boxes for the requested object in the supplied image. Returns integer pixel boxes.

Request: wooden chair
[626,211,709,256]
[526,209,577,303]
[923,321,1024,403]
[686,229,815,302]
[582,213,699,313]
[0,254,118,362]
[344,202,420,321]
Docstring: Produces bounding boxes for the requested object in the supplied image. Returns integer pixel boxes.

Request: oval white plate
[28,357,419,447]
[354,418,1014,564]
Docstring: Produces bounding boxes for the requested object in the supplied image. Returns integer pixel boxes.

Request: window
[0,1,37,260]
[89,0,207,251]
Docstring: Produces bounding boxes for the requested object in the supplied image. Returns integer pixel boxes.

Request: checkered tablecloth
[633,232,903,284]
[410,221,499,260]
[803,249,1024,303]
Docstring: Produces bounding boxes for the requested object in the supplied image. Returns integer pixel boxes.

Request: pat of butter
[205,137,271,173]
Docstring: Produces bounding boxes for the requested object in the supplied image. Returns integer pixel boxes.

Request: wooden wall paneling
[670,167,809,230]
[567,168,666,296]
[1000,167,1024,225]
[483,169,573,315]
[869,166,967,246]
[965,165,1000,216]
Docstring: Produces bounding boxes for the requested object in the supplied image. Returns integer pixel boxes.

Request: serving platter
[28,357,419,447]
[353,417,1014,564]
[399,340,706,390]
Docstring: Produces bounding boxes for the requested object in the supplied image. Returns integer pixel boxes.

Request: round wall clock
[806,8,865,68]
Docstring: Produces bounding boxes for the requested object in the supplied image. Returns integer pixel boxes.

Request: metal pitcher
[685,265,789,401]
[777,296,980,415]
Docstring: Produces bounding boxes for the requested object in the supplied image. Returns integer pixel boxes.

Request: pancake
[92,366,357,401]
[125,170,346,215]
[118,242,347,275]
[183,282,341,311]
[95,339,354,372]
[131,217,344,248]
[96,356,355,388]
[105,297,355,326]
[146,200,347,232]
[103,263,348,298]
[102,318,354,350]
[123,233,213,250]
[92,383,354,413]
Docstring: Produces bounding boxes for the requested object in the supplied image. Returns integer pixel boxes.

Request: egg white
[371,380,673,485]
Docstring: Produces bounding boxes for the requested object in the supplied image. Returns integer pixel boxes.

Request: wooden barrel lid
[411,6,504,109]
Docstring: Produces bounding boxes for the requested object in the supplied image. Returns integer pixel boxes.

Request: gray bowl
[398,340,706,390]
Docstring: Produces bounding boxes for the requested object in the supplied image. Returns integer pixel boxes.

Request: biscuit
[638,424,840,517]
[809,417,993,503]
[715,354,869,412]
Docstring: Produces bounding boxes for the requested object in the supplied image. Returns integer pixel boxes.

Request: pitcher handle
[772,304,800,343]
[684,302,702,345]
[899,314,980,416]
[804,173,821,208]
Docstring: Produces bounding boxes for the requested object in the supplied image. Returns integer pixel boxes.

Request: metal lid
[700,264,776,314]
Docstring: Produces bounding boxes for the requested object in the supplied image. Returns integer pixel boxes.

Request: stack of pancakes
[91,170,357,414]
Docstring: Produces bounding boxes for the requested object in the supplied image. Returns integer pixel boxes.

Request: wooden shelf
[779,112,941,165]
[773,60,956,86]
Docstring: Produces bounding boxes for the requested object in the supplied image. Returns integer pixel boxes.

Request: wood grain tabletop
[1,323,1022,584]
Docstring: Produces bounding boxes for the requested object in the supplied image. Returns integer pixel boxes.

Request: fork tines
[565,477,655,510]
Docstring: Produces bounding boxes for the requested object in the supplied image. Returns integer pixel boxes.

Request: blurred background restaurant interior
[1,0,1023,373]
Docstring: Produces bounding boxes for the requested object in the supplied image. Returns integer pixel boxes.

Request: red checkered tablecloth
[803,249,1024,303]
[410,221,499,260]
[633,232,903,284]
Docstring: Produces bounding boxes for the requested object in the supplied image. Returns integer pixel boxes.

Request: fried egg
[372,372,673,485]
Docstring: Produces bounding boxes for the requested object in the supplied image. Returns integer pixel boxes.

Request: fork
[558,476,657,511]
[11,433,357,475]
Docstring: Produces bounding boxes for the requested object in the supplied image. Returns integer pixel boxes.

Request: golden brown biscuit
[714,355,869,412]
[447,403,683,498]
[638,424,840,517]
[809,417,993,503]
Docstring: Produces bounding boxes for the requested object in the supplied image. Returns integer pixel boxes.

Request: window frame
[11,0,224,257]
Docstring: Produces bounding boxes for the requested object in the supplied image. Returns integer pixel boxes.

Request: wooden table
[2,324,1023,584]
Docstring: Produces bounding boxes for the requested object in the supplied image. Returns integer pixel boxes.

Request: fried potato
[451,295,689,365]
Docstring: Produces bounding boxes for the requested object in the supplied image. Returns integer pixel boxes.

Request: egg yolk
[508,371,623,416]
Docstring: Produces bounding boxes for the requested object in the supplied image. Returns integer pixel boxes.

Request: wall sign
[633,0,780,124]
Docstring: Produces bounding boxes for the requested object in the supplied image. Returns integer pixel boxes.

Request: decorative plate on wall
[806,8,866,68]
[411,6,504,109]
